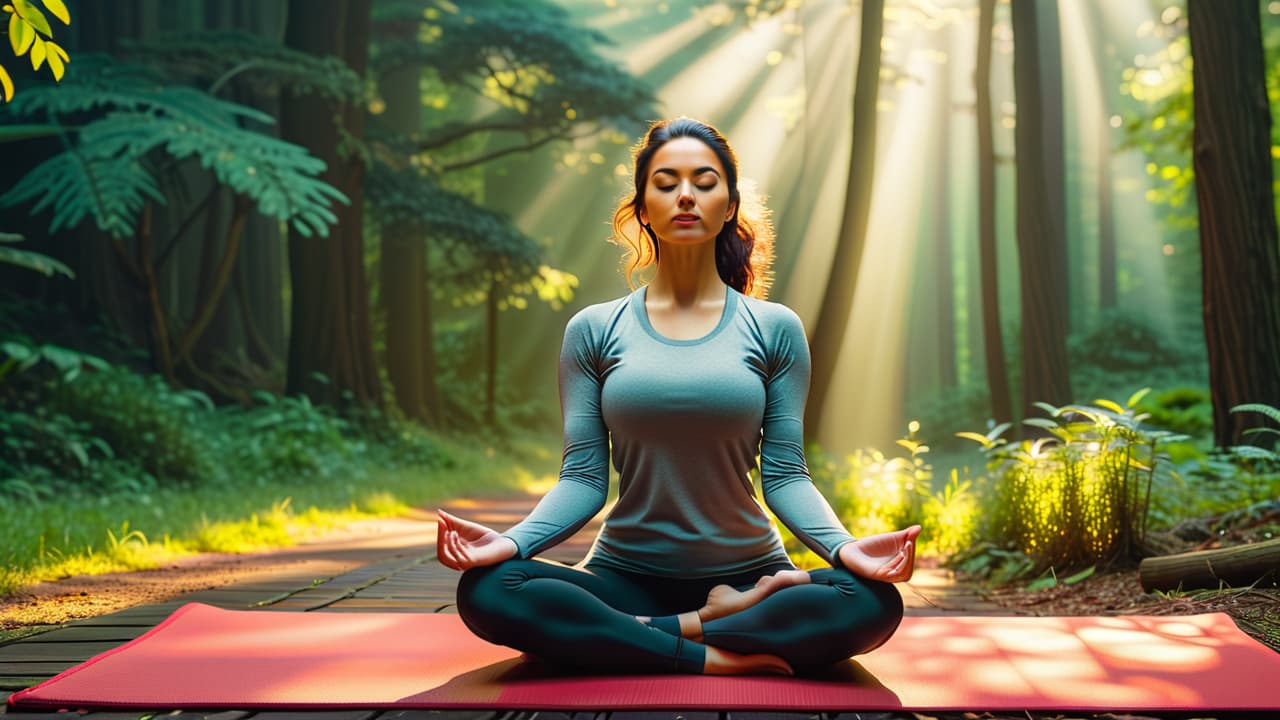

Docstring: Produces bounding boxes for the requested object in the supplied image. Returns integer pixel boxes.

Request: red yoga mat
[9,602,1280,712]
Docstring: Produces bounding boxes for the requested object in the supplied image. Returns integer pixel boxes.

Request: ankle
[677,610,703,642]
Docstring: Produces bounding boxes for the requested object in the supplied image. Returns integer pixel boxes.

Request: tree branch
[439,124,599,173]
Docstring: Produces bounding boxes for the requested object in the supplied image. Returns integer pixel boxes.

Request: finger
[451,530,472,570]
[440,530,459,568]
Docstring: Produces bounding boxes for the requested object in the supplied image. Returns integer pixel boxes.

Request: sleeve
[499,307,611,558]
[758,305,857,567]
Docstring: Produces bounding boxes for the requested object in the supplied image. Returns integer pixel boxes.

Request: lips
[673,214,700,222]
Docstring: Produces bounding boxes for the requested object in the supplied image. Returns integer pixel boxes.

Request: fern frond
[0,149,163,238]
[123,30,362,102]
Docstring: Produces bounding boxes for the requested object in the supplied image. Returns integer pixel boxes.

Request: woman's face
[638,136,736,246]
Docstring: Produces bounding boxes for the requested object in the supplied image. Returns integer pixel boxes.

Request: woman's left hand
[836,525,922,583]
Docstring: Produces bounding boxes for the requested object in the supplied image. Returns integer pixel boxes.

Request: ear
[726,200,738,222]
[638,207,649,225]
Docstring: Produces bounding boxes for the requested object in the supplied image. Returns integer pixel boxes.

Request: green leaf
[12,0,50,37]
[9,11,34,55]
[1025,576,1057,591]
[1,341,34,363]
[1032,401,1060,417]
[1126,387,1152,408]
[1231,403,1280,425]
[1062,566,1096,585]
[0,242,74,277]
[1023,418,1059,430]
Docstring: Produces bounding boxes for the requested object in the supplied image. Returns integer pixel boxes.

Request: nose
[677,179,695,207]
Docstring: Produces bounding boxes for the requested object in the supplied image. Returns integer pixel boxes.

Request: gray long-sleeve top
[501,282,856,578]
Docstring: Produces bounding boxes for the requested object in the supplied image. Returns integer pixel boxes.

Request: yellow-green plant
[918,468,980,560]
[2,0,70,102]
[960,388,1188,573]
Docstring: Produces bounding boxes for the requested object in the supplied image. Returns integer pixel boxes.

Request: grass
[0,428,562,597]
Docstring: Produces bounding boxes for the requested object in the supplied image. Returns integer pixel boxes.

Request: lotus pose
[437,117,921,676]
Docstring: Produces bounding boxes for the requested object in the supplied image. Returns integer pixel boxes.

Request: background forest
[1,0,1278,598]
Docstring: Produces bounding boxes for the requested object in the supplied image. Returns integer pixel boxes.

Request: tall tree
[1186,0,1280,447]
[804,0,885,439]
[976,0,1012,424]
[280,0,381,407]
[934,29,956,391]
[374,17,441,427]
[1011,0,1072,420]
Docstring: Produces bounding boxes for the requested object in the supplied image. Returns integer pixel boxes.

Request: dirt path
[0,509,443,632]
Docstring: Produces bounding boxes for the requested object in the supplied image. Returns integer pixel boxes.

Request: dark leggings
[455,558,904,675]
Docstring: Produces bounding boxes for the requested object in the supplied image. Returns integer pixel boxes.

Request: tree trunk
[977,0,1013,425]
[1011,0,1073,421]
[804,0,885,440]
[934,37,956,390]
[1098,113,1117,310]
[1187,0,1280,448]
[485,273,498,428]
[376,40,444,428]
[1139,538,1280,591]
[280,0,381,408]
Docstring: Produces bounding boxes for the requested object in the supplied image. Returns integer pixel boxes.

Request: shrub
[958,389,1187,574]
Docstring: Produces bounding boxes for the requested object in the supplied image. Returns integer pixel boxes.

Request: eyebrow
[652,166,721,179]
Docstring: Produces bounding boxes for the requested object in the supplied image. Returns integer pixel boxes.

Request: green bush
[48,367,222,488]
[1137,386,1213,437]
[958,390,1187,575]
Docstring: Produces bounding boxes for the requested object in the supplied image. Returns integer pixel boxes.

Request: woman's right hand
[435,509,519,571]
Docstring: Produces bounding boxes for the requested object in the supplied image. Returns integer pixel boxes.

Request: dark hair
[610,117,774,298]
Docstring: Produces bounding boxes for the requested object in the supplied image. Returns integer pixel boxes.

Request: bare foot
[698,569,811,623]
[704,645,793,676]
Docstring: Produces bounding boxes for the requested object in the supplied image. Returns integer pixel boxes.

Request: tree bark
[1139,538,1280,591]
[977,0,1013,425]
[1098,113,1117,310]
[804,0,885,440]
[280,0,381,408]
[1011,0,1073,421]
[1187,0,1280,448]
[934,34,956,390]
[376,37,443,427]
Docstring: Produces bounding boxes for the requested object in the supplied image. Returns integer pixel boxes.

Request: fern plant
[0,55,348,240]
[0,231,72,277]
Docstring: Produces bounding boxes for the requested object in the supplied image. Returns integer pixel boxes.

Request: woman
[436,116,921,677]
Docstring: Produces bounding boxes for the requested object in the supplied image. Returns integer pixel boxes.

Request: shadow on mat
[398,655,901,708]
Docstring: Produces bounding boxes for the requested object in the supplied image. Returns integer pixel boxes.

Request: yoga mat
[9,602,1280,712]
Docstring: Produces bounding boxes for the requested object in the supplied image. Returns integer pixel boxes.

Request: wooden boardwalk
[0,495,1004,720]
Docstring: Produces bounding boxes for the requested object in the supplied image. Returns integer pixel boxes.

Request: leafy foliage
[122,30,363,103]
[0,54,348,239]
[1,0,71,102]
[373,0,655,155]
[0,231,72,277]
[957,390,1188,575]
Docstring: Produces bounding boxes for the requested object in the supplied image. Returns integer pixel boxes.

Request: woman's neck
[648,240,724,305]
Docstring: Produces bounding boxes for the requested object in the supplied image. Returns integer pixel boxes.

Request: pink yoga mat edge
[8,603,1280,713]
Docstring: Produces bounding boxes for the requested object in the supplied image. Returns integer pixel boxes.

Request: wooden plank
[0,659,75,675]
[0,677,46,692]
[12,626,145,644]
[248,712,379,720]
[374,712,501,720]
[0,643,117,662]
[611,714,719,720]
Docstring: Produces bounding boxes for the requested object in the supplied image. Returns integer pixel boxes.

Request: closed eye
[656,184,717,192]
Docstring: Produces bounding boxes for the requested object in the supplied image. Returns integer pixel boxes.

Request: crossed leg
[455,558,795,675]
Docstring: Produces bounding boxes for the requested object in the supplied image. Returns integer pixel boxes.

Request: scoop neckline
[634,283,737,346]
